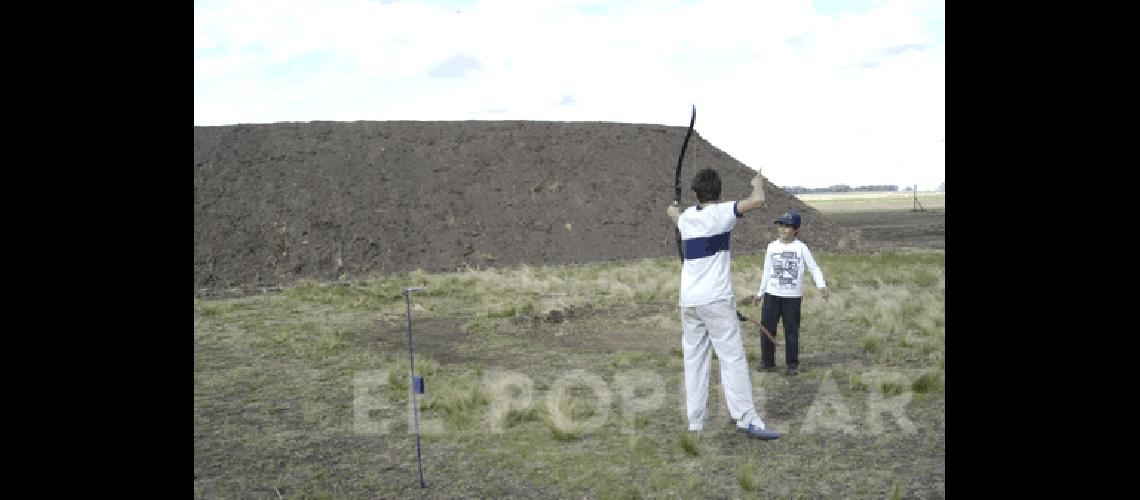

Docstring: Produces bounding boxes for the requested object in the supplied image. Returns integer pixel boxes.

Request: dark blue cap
[774,211,801,227]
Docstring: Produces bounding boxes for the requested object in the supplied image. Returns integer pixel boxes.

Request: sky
[195,0,945,190]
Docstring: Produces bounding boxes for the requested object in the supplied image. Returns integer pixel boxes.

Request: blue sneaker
[738,423,779,440]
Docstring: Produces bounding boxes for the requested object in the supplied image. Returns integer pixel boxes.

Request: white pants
[681,299,764,430]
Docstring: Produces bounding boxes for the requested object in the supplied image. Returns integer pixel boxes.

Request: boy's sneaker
[757,364,776,372]
[737,423,780,440]
[785,367,798,376]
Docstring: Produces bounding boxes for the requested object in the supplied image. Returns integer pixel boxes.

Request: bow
[739,306,779,345]
[669,106,773,341]
[674,105,696,261]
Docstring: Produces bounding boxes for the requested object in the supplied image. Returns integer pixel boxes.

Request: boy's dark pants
[759,293,801,369]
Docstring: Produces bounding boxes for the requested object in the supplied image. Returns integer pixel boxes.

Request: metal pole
[402,287,427,489]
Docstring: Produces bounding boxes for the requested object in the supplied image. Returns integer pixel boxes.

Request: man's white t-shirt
[676,201,741,307]
[756,239,826,298]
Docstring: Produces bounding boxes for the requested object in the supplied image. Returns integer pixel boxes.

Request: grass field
[796,191,945,213]
[195,244,945,497]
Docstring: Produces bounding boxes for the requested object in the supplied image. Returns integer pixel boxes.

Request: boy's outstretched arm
[736,170,766,214]
[803,246,830,302]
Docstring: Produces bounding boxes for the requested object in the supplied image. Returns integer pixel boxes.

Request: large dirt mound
[194,121,861,295]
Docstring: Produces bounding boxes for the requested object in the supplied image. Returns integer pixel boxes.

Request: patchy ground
[195,295,944,498]
[195,249,945,498]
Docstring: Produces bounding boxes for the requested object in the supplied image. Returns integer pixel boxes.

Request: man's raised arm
[736,170,766,214]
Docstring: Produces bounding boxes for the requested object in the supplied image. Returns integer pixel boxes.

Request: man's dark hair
[691,168,722,203]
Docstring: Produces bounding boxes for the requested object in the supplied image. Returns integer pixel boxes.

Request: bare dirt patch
[824,210,944,251]
[360,317,478,365]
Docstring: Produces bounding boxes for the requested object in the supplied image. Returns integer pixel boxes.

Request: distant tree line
[781,184,899,194]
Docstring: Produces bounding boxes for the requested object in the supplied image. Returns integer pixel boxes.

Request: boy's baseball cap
[774,211,801,227]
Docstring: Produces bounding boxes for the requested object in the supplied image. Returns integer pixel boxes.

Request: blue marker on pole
[402,286,428,489]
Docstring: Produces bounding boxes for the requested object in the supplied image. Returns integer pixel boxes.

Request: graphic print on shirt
[772,251,800,289]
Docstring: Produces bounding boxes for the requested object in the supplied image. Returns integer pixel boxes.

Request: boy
[753,211,829,376]
[666,168,779,440]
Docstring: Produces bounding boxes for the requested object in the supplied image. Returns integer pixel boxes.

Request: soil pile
[194,120,861,295]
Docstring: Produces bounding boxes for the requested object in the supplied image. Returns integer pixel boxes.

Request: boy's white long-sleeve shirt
[756,239,826,298]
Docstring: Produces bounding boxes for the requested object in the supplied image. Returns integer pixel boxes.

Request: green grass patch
[878,380,906,397]
[911,370,944,394]
[679,431,699,456]
[612,351,651,369]
[737,464,757,492]
[863,336,884,355]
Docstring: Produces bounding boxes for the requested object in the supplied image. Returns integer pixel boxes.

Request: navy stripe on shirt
[683,232,731,260]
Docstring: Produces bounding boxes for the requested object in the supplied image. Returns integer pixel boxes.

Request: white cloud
[194,0,944,189]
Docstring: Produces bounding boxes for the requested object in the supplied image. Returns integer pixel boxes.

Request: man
[667,168,778,440]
